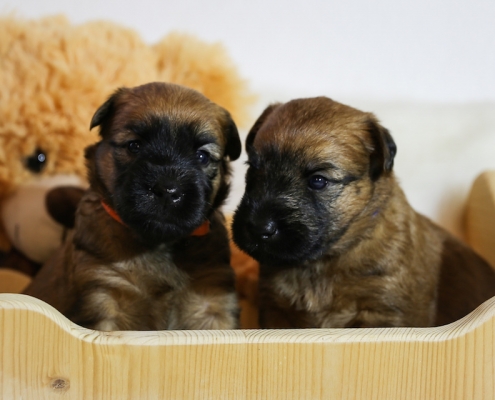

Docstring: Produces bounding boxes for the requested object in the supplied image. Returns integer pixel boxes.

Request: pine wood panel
[1,293,495,400]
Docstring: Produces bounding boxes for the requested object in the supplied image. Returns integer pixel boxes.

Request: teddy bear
[0,15,254,275]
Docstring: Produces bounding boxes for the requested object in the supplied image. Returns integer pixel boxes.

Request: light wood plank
[1,293,495,399]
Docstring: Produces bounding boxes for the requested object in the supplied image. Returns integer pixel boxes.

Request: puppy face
[232,97,396,266]
[87,82,241,246]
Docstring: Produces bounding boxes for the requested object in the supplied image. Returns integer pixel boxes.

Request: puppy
[232,97,495,328]
[25,82,241,331]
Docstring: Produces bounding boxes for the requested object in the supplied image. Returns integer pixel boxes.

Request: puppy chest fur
[72,247,237,331]
[75,250,183,331]
[260,204,442,328]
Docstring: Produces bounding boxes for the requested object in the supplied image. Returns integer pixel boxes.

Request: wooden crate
[1,170,495,399]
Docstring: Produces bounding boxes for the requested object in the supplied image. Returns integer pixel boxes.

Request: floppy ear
[222,113,242,161]
[46,186,85,229]
[367,118,397,181]
[89,88,126,133]
[245,103,281,152]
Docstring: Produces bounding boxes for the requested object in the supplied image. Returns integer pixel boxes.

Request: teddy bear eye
[127,141,141,154]
[25,148,47,173]
[308,175,328,190]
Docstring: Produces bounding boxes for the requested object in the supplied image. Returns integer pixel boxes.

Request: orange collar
[101,200,210,236]
[190,219,210,236]
[101,200,126,225]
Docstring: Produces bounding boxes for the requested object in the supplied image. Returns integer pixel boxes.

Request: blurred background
[1,0,495,238]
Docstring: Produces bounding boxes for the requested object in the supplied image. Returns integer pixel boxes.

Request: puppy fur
[25,82,241,330]
[232,97,495,328]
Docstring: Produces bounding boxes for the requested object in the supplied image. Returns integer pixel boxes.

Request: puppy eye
[196,150,210,165]
[308,175,328,190]
[127,141,141,154]
[25,148,47,173]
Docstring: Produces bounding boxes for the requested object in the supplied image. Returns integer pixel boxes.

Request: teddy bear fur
[0,15,254,255]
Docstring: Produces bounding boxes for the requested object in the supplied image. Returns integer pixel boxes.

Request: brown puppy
[232,97,495,328]
[25,82,241,331]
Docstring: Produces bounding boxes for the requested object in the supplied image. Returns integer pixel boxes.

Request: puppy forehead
[113,84,226,142]
[253,97,372,167]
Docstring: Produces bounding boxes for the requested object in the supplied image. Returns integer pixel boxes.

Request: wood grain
[1,293,495,399]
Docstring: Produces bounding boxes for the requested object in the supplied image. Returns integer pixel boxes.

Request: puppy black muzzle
[233,194,325,267]
[115,162,211,245]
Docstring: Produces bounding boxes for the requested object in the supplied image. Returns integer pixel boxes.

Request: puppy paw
[172,292,239,330]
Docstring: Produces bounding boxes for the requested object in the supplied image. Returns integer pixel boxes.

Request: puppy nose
[250,219,279,240]
[150,184,183,204]
[165,187,183,203]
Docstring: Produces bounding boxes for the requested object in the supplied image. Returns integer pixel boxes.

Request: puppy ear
[89,88,126,132]
[368,119,397,181]
[223,115,242,161]
[46,186,85,229]
[245,103,281,152]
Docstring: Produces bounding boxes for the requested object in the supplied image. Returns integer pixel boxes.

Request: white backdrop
[1,0,494,102]
[1,0,495,238]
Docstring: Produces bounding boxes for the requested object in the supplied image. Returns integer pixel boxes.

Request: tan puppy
[25,82,241,331]
[232,97,495,328]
